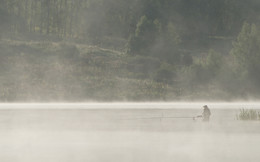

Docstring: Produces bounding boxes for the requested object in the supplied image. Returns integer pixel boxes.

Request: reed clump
[237,109,260,120]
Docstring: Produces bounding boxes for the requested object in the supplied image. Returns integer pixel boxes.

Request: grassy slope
[0,39,175,102]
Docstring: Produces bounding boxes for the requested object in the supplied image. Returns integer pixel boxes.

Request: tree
[127,15,161,55]
[206,49,223,76]
[0,0,9,34]
[153,63,176,83]
[231,22,260,84]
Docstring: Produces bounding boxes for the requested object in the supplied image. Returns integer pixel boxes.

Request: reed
[237,109,259,120]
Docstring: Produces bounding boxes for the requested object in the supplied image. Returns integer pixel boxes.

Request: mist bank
[0,102,260,109]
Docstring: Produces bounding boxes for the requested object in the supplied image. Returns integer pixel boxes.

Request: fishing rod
[121,115,203,120]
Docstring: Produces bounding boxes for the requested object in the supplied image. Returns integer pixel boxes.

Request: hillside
[2,37,253,102]
[0,39,178,101]
[1,0,260,101]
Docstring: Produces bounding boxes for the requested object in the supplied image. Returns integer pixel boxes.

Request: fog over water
[0,103,260,162]
[1,102,260,109]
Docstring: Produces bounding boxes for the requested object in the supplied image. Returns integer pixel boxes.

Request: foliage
[0,0,257,42]
[181,52,193,66]
[236,109,259,120]
[2,0,260,100]
[165,22,181,46]
[231,22,260,85]
[180,49,223,88]
[153,63,176,83]
[0,40,170,101]
[127,15,161,55]
[125,55,161,77]
[205,49,223,76]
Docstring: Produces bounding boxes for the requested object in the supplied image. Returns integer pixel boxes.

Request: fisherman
[202,105,211,122]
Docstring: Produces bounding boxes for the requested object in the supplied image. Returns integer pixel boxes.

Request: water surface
[0,103,260,162]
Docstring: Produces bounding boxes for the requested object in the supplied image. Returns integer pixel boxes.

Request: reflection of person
[202,105,211,122]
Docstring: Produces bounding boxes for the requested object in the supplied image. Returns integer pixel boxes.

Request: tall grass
[236,109,259,120]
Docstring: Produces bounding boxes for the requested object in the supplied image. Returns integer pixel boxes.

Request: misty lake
[0,103,260,162]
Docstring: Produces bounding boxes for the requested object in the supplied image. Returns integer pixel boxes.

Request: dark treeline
[1,0,260,101]
[1,0,258,41]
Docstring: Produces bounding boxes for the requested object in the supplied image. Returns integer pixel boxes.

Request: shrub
[153,63,176,83]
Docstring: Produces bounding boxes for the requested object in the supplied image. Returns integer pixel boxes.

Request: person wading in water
[202,105,211,122]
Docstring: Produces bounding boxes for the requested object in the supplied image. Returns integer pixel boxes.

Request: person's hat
[203,105,208,108]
